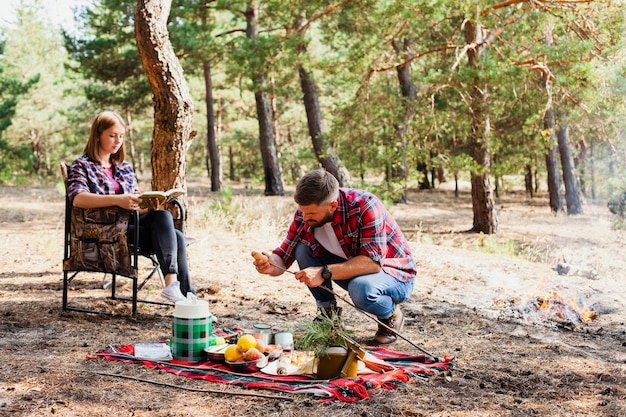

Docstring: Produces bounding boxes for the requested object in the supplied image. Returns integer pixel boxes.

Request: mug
[274,331,294,350]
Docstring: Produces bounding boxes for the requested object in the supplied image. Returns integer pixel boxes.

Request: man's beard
[307,211,333,228]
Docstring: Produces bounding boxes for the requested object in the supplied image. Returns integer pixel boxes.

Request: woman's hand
[73,192,142,210]
[143,196,165,211]
[118,194,142,211]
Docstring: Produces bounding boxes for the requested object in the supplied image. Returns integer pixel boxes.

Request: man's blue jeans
[294,243,414,319]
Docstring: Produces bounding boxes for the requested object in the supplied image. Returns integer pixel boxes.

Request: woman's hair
[83,111,126,163]
[294,169,339,206]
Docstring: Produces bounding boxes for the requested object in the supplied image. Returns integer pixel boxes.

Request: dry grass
[0,180,625,416]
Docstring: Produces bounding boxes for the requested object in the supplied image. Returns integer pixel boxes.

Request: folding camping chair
[60,163,185,317]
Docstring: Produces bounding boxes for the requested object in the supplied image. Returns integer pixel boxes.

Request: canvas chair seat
[60,162,185,317]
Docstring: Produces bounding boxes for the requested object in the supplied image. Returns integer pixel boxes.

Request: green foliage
[208,186,238,213]
[64,0,152,109]
[0,138,34,183]
[295,311,349,358]
[610,215,626,231]
[0,0,90,182]
[0,0,624,207]
[473,233,519,257]
[0,41,39,134]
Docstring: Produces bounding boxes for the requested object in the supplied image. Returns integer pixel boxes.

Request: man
[253,169,416,345]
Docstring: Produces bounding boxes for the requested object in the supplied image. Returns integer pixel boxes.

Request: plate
[203,344,231,363]
[260,360,302,376]
[265,346,283,360]
[226,354,269,372]
[205,351,225,363]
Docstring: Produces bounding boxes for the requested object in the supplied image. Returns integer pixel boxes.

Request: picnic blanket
[88,341,455,402]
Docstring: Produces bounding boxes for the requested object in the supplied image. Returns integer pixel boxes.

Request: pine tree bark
[557,117,582,214]
[544,106,562,213]
[391,38,417,203]
[524,164,534,197]
[124,109,138,173]
[203,59,221,192]
[542,30,562,214]
[465,20,498,234]
[134,0,194,196]
[298,65,350,187]
[246,1,284,196]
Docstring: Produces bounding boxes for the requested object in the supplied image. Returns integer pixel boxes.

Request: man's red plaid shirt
[274,188,416,282]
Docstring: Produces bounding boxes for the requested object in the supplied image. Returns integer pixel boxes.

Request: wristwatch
[321,265,333,280]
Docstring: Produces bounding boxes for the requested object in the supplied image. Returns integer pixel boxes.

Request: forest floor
[0,178,625,417]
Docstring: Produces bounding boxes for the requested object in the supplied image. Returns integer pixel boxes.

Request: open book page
[139,188,185,208]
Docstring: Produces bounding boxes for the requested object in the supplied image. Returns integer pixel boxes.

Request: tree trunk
[29,129,41,175]
[542,30,562,214]
[544,106,562,213]
[557,117,582,215]
[135,0,195,229]
[417,162,430,189]
[465,20,498,234]
[124,109,138,173]
[246,2,284,196]
[524,164,533,197]
[298,65,350,187]
[590,138,596,202]
[391,38,417,203]
[228,145,235,181]
[436,166,446,184]
[576,138,587,198]
[203,59,221,192]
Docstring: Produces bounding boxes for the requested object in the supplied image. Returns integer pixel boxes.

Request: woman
[67,111,193,303]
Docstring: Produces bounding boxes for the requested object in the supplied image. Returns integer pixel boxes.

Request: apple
[243,347,262,361]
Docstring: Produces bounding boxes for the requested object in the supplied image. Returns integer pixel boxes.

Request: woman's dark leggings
[128,210,193,295]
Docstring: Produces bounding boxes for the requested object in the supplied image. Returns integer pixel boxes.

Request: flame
[493,291,596,331]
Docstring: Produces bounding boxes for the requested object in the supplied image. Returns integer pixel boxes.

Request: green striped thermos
[171,294,212,362]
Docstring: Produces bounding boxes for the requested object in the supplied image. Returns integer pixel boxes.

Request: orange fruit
[224,344,243,362]
[237,334,257,352]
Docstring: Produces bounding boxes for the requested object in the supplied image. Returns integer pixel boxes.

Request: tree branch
[296,0,356,34]
[369,45,460,75]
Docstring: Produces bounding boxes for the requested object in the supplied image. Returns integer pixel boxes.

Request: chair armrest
[168,197,185,232]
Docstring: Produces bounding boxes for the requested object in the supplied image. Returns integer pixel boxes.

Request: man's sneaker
[371,306,404,345]
[161,281,186,303]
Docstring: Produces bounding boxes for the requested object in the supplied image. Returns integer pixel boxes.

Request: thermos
[171,294,212,362]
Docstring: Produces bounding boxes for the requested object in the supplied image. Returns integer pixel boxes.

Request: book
[139,188,185,209]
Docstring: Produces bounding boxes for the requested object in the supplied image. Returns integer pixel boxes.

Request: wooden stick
[318,285,439,359]
[269,262,439,359]
[43,367,295,401]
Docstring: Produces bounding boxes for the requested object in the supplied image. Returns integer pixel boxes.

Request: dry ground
[0,178,625,417]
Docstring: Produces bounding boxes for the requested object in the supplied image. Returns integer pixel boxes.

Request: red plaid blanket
[88,343,455,402]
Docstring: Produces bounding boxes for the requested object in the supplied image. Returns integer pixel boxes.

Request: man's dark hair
[294,169,339,206]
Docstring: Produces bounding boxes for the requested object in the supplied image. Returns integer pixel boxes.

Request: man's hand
[294,267,324,288]
[251,251,285,276]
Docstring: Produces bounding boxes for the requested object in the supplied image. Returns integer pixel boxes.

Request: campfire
[493,291,596,331]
